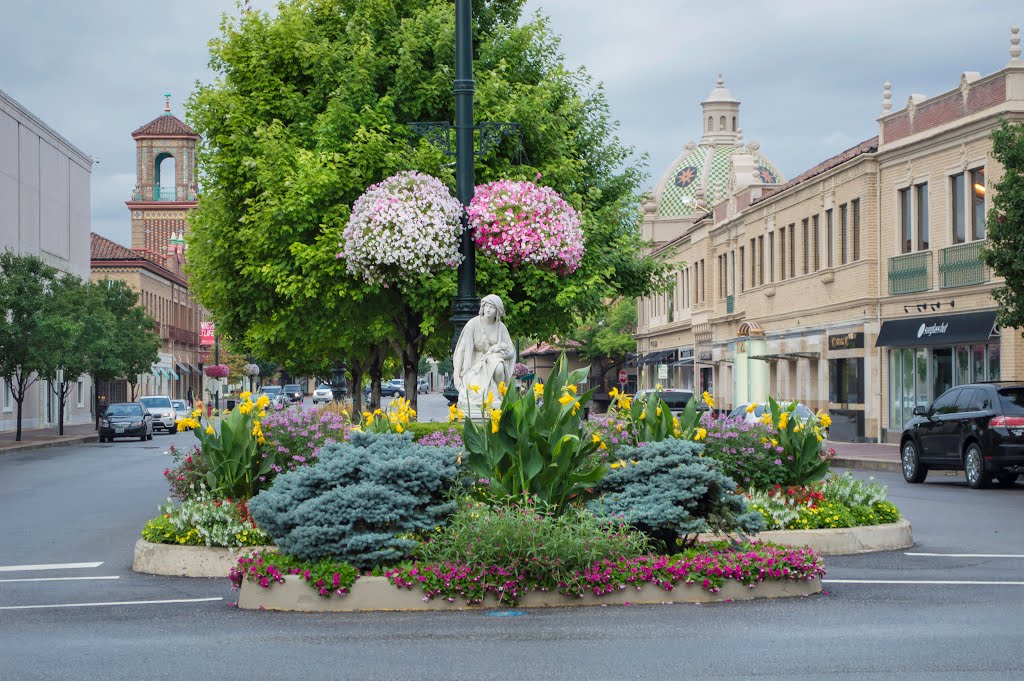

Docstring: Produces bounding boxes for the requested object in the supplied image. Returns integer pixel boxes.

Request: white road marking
[904,552,1024,558]
[0,597,223,610]
[824,579,1024,585]
[0,576,119,583]
[0,562,103,572]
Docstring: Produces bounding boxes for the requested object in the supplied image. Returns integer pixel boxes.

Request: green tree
[185,0,669,414]
[89,280,161,405]
[0,252,59,440]
[984,120,1024,330]
[575,297,638,392]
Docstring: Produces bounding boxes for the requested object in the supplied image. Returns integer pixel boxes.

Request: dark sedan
[99,403,154,443]
[900,382,1024,489]
[283,384,303,404]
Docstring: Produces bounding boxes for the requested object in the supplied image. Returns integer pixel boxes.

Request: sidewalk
[0,422,98,454]
[828,440,901,474]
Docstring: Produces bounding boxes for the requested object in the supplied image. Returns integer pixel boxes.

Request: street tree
[0,252,59,440]
[574,298,638,393]
[984,120,1024,330]
[185,0,669,414]
[89,279,161,404]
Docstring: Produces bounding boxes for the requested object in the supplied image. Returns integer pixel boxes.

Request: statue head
[479,294,505,320]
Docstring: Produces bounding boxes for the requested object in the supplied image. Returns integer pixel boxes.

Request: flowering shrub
[142,491,271,548]
[413,426,463,448]
[259,406,351,485]
[746,473,901,530]
[468,180,584,274]
[341,171,464,283]
[162,444,210,501]
[230,549,359,599]
[699,415,788,489]
[513,362,530,378]
[204,364,229,379]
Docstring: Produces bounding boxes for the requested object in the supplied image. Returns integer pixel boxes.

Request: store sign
[657,364,668,379]
[200,322,215,346]
[917,322,949,339]
[829,332,864,350]
[698,352,712,361]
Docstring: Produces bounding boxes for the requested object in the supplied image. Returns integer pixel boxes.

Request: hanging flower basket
[242,363,260,377]
[513,362,530,379]
[468,180,584,275]
[341,171,464,284]
[204,364,230,379]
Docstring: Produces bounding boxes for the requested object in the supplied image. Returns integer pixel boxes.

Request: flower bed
[746,473,900,531]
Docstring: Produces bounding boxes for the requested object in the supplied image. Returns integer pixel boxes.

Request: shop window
[956,346,970,385]
[971,168,986,241]
[972,344,986,382]
[931,348,952,400]
[988,344,1000,380]
[829,358,864,404]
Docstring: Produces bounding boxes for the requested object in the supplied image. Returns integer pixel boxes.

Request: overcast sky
[1,1,1021,247]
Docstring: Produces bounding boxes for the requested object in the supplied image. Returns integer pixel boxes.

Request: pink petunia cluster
[341,171,465,284]
[468,180,584,275]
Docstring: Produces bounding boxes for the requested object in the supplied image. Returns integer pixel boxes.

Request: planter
[698,518,913,556]
[237,574,822,612]
[132,538,273,578]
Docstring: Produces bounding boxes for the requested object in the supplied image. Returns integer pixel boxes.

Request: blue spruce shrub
[248,431,459,568]
[587,438,765,551]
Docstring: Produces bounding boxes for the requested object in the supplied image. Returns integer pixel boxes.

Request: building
[0,88,94,430]
[635,27,1024,443]
[90,95,206,402]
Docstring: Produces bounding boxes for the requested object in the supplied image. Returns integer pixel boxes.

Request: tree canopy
[185,0,669,403]
[984,120,1024,331]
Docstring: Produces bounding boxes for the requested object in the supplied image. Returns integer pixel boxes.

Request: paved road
[1,435,1022,680]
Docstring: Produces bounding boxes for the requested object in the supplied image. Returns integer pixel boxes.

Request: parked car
[283,384,303,404]
[633,389,705,416]
[417,378,430,394]
[171,399,189,416]
[138,395,176,433]
[99,402,153,442]
[366,379,407,399]
[257,386,286,410]
[728,401,816,425]
[312,383,334,405]
[899,382,1024,489]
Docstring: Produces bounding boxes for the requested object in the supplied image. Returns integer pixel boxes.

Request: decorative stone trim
[699,519,913,556]
[236,574,822,612]
[131,539,272,578]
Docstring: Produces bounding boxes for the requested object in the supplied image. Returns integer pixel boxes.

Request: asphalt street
[1,406,1022,681]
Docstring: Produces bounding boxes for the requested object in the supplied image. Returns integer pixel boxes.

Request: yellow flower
[395,423,404,433]
[490,408,501,434]
[608,387,619,399]
[565,384,577,395]
[205,425,214,435]
[176,420,189,433]
[558,393,575,406]
[240,391,252,400]
[778,412,789,429]
[771,439,778,446]
[655,383,663,391]
[258,410,266,418]
[484,391,494,407]
[533,383,545,399]
[703,391,715,408]
[746,402,758,413]
[819,413,833,428]
[238,402,252,415]
[592,433,602,444]
[656,407,662,417]
[610,460,625,469]
[498,381,507,397]
[794,424,802,433]
[599,441,607,451]
[694,427,707,441]
[350,425,362,432]
[639,410,646,420]
[762,413,773,425]
[256,395,270,410]
[448,404,465,422]
[468,384,480,394]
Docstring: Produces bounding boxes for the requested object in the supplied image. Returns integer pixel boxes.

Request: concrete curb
[831,457,901,474]
[708,518,914,555]
[237,574,822,612]
[0,434,97,455]
[132,539,274,578]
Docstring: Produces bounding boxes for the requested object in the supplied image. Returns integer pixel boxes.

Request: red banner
[200,322,215,347]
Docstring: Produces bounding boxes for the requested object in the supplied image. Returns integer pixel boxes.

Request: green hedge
[406,421,463,441]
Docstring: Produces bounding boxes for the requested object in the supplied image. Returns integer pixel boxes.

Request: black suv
[900,382,1024,489]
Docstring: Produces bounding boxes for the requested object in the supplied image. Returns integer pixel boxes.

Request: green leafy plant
[606,386,712,445]
[761,396,832,485]
[745,474,902,530]
[461,353,606,513]
[143,491,271,548]
[230,549,359,599]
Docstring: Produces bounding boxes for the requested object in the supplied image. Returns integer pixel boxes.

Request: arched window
[154,153,176,201]
[720,115,726,130]
[732,116,737,131]
[707,116,713,132]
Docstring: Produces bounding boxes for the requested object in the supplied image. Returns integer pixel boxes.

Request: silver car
[139,395,176,433]
[312,383,334,405]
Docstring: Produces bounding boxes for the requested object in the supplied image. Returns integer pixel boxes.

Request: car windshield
[139,397,171,409]
[107,404,142,416]
[262,387,281,395]
[171,400,187,410]
[317,384,331,391]
[284,385,300,391]
[997,387,1024,414]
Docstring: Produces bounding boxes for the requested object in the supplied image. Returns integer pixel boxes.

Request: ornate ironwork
[408,121,522,159]
[939,240,989,289]
[888,251,932,295]
[408,122,454,156]
[477,121,522,157]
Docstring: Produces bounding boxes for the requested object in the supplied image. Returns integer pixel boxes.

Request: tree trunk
[15,396,23,441]
[57,380,65,437]
[368,360,382,411]
[348,358,364,416]
[403,336,419,415]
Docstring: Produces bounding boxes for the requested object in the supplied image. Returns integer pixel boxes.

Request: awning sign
[875,310,998,347]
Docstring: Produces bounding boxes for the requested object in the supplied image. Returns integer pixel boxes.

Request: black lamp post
[330,358,348,403]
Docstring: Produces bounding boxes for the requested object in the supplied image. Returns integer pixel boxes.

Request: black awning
[668,358,695,367]
[638,350,674,365]
[875,310,998,347]
[176,362,192,375]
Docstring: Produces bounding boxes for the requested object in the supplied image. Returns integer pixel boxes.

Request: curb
[0,434,97,455]
[831,457,901,474]
[237,574,822,612]
[698,518,913,555]
[132,539,274,578]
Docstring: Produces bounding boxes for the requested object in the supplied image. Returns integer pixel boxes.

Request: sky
[1,1,1021,247]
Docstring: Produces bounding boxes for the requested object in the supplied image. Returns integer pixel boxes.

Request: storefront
[667,348,695,391]
[827,331,866,441]
[876,310,999,439]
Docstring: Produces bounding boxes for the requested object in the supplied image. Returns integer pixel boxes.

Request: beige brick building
[635,28,1024,443]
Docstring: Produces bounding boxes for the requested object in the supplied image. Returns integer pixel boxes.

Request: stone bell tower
[125,94,199,275]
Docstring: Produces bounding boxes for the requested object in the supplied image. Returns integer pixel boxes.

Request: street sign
[618,369,627,384]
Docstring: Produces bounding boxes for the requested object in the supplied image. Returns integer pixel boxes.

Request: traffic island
[700,518,914,556]
[132,539,273,578]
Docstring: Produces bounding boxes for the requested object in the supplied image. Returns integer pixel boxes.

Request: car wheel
[963,443,989,489]
[139,432,146,442]
[995,472,1019,487]
[901,439,927,483]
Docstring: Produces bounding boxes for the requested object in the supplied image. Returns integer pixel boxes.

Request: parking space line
[0,597,223,610]
[823,579,1024,585]
[0,562,103,572]
[0,576,119,583]
[904,552,1024,558]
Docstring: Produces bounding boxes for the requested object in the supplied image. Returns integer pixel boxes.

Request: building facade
[635,28,1024,443]
[91,96,207,402]
[0,88,94,430]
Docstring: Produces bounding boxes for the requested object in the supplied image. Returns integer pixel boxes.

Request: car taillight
[989,415,1024,428]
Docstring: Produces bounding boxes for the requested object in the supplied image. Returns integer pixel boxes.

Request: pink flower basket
[204,364,230,379]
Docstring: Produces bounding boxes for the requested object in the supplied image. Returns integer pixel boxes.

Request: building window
[739,246,745,292]
[789,222,796,277]
[839,203,848,265]
[802,218,809,274]
[720,115,726,130]
[851,199,860,261]
[757,235,764,285]
[77,381,84,408]
[779,227,786,280]
[699,260,705,302]
[768,232,775,283]
[951,172,966,244]
[915,183,929,250]
[750,238,756,287]
[707,116,713,132]
[812,215,820,271]
[2,378,10,412]
[971,168,986,241]
[826,209,834,267]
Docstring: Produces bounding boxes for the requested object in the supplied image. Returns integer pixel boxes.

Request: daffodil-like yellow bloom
[238,402,253,415]
[794,424,802,433]
[252,422,263,438]
[469,384,480,394]
[571,401,580,416]
[395,423,404,433]
[778,412,789,429]
[256,394,270,410]
[191,409,202,419]
[762,412,773,425]
[558,393,575,406]
[610,460,626,469]
[771,438,778,447]
[609,387,620,399]
[703,391,715,409]
[489,408,501,434]
[564,384,577,395]
[533,383,545,399]
[673,428,682,437]
[639,409,646,420]
[818,413,832,428]
[592,433,602,444]
[672,417,679,428]
[258,410,266,418]
[484,391,494,407]
[656,407,662,417]
[350,425,362,432]
[240,391,252,400]
[205,425,215,435]
[746,402,758,413]
[761,437,769,444]
[448,404,465,422]
[816,434,823,442]
[694,427,707,441]
[222,408,230,416]
[618,396,632,410]
[498,381,507,397]
[599,441,607,451]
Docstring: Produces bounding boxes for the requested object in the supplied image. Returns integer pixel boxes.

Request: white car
[312,383,334,405]
[139,395,176,433]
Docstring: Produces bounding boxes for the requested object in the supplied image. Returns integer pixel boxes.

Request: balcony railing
[726,294,734,314]
[160,324,199,346]
[888,251,932,295]
[154,185,176,201]
[939,240,989,289]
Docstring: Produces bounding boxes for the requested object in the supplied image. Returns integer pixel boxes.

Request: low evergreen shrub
[247,431,459,569]
[588,439,765,550]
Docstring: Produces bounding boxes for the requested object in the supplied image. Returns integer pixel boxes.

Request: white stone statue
[453,294,515,417]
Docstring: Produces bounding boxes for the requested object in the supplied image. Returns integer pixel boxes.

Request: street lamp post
[330,358,348,403]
